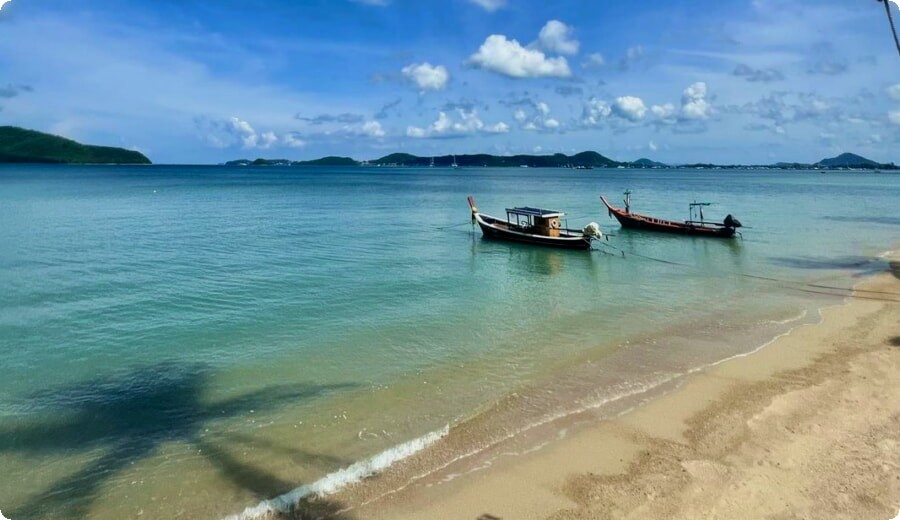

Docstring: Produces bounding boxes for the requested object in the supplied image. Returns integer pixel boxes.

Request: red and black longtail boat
[600,191,743,238]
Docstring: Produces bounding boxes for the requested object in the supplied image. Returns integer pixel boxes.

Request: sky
[0,0,898,164]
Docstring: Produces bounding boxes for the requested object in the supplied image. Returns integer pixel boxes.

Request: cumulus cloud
[888,83,900,101]
[196,116,277,149]
[537,20,579,55]
[889,110,900,126]
[511,100,563,131]
[406,126,427,138]
[612,96,648,121]
[406,109,509,138]
[361,120,386,137]
[468,35,571,78]
[582,52,605,68]
[732,64,784,82]
[484,121,510,133]
[468,0,505,11]
[282,133,306,148]
[650,102,677,124]
[581,98,612,126]
[680,82,711,120]
[0,0,12,11]
[402,62,449,91]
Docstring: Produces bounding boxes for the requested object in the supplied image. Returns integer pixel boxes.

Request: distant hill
[297,156,358,166]
[815,153,881,169]
[370,151,621,168]
[630,158,669,168]
[0,126,151,164]
[226,156,359,167]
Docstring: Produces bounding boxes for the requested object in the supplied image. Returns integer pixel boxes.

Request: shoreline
[263,254,899,519]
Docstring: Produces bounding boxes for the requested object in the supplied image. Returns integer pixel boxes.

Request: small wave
[222,424,450,520]
[764,309,808,325]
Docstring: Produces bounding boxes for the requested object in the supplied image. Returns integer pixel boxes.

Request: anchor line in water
[599,243,900,300]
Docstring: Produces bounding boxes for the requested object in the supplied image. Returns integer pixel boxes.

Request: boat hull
[475,214,593,250]
[601,196,737,238]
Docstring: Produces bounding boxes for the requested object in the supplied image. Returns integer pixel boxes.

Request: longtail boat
[600,191,742,238]
[468,196,602,250]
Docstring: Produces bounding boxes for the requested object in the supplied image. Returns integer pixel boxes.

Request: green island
[0,126,151,164]
[227,151,897,170]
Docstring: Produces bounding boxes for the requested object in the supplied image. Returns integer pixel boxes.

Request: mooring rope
[880,0,900,57]
[599,242,900,299]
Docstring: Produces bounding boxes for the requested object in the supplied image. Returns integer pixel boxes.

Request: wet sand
[339,263,900,519]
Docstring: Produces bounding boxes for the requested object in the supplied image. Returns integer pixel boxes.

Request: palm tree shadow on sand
[1,361,358,519]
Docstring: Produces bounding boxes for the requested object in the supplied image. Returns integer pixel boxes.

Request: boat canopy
[505,206,565,218]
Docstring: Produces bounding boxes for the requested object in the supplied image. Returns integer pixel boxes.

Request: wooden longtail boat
[468,196,602,250]
[600,191,742,238]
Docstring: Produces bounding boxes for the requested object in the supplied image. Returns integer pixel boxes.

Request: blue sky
[0,0,898,164]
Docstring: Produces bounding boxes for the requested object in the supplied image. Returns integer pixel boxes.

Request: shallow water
[0,165,897,519]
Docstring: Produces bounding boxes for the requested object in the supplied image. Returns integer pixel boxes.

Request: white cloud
[889,110,900,126]
[537,20,580,55]
[0,0,12,11]
[514,100,563,131]
[406,126,427,138]
[582,97,612,126]
[651,102,677,123]
[888,83,900,101]
[612,96,648,121]
[361,120,385,137]
[468,0,505,11]
[406,109,509,138]
[402,62,449,91]
[259,131,277,149]
[583,52,605,68]
[484,121,510,133]
[282,134,306,148]
[680,82,711,120]
[468,35,571,78]
[198,116,285,149]
[648,140,658,151]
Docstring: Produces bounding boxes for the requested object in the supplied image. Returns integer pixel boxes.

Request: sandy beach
[307,259,900,520]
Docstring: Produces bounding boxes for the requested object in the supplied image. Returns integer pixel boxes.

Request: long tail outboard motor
[723,214,742,229]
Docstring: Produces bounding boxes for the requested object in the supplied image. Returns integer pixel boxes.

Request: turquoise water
[0,165,897,519]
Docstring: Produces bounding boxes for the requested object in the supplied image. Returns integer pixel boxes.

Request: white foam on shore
[221,424,449,520]
[764,309,807,325]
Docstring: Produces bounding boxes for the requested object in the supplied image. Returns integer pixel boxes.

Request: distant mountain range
[227,151,897,170]
[0,126,151,164]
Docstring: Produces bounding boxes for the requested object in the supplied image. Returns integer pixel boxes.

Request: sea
[0,164,897,519]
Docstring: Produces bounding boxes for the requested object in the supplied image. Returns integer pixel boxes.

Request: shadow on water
[0,361,357,519]
[822,215,900,226]
[768,255,888,278]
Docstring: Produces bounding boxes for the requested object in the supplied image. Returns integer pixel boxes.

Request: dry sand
[343,265,900,519]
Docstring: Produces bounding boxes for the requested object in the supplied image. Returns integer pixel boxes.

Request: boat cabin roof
[505,206,565,218]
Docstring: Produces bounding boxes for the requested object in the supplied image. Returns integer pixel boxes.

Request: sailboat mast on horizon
[451,154,459,168]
